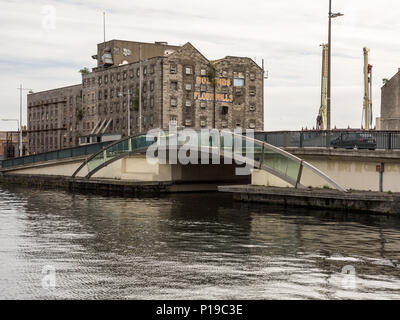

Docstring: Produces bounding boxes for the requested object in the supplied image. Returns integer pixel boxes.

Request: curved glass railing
[72,129,346,192]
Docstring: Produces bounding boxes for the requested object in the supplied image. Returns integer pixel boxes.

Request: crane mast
[363,47,373,130]
[317,44,329,130]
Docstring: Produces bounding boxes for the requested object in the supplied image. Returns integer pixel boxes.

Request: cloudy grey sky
[1,0,399,131]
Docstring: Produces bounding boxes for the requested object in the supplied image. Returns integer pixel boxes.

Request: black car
[330,132,377,150]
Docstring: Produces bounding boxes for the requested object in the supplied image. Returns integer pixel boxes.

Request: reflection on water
[0,185,399,300]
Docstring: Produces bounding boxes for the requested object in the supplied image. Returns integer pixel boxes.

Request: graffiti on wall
[194,76,233,103]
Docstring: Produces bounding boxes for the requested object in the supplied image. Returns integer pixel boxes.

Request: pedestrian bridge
[0,129,347,192]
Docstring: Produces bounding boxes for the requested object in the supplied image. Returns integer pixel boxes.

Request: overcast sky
[1,0,400,131]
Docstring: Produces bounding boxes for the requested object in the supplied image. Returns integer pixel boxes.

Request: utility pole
[103,12,106,43]
[327,0,332,132]
[17,85,33,157]
[363,47,373,130]
[139,44,142,132]
[262,59,268,132]
[326,0,343,144]
[317,44,328,130]
[118,89,131,137]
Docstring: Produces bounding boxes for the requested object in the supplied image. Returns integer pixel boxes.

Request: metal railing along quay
[254,130,400,150]
[0,141,113,169]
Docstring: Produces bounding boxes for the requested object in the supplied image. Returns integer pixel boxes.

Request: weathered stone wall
[381,70,400,130]
[27,84,82,154]
[82,56,163,137]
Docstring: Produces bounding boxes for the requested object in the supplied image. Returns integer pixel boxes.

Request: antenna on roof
[103,12,106,43]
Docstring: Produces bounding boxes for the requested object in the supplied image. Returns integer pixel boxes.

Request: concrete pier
[218,185,400,215]
[0,173,239,196]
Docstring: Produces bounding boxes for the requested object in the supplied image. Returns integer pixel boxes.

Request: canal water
[0,185,399,300]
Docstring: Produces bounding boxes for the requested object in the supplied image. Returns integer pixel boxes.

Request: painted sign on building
[194,76,233,103]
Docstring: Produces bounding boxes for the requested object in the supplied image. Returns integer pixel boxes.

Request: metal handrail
[72,129,346,192]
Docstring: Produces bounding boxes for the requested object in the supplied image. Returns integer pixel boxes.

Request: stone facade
[27,40,264,154]
[96,40,180,67]
[381,70,400,130]
[27,84,82,154]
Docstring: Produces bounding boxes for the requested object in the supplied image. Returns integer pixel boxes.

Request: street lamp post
[118,89,131,137]
[17,85,33,157]
[0,119,20,157]
[327,0,344,134]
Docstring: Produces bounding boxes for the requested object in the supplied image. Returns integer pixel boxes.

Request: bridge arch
[72,129,346,192]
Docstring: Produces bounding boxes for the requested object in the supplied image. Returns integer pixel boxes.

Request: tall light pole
[17,85,33,157]
[0,119,20,157]
[327,0,343,132]
[139,44,143,133]
[118,89,131,137]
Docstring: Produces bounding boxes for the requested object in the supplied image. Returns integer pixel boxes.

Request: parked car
[330,132,377,150]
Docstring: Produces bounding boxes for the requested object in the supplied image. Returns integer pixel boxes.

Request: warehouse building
[28,40,264,154]
[380,69,400,130]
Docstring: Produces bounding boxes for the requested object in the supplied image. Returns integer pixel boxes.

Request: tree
[132,88,140,111]
[79,67,90,75]
[208,62,217,128]
[77,108,83,121]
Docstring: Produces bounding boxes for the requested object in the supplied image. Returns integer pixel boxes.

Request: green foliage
[77,108,83,121]
[79,67,90,75]
[132,88,140,111]
[207,62,217,88]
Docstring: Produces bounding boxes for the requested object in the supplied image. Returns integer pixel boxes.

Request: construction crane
[362,47,373,130]
[316,44,329,130]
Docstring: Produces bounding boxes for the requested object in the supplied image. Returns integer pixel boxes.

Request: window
[111,74,114,82]
[200,84,207,92]
[236,120,241,127]
[117,73,121,81]
[98,90,102,100]
[150,81,154,91]
[150,64,155,74]
[98,76,102,85]
[150,97,154,108]
[249,89,256,96]
[104,89,108,100]
[233,78,245,87]
[249,121,256,129]
[249,105,256,112]
[200,120,206,127]
[200,68,207,76]
[122,71,127,80]
[143,66,147,75]
[136,68,140,77]
[171,98,177,107]
[200,102,206,109]
[221,106,229,115]
[104,75,108,84]
[250,73,256,81]
[185,100,192,107]
[170,64,177,74]
[171,81,178,91]
[185,119,192,126]
[234,72,245,87]
[170,116,177,126]
[185,83,192,91]
[185,67,192,75]
[130,70,134,78]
